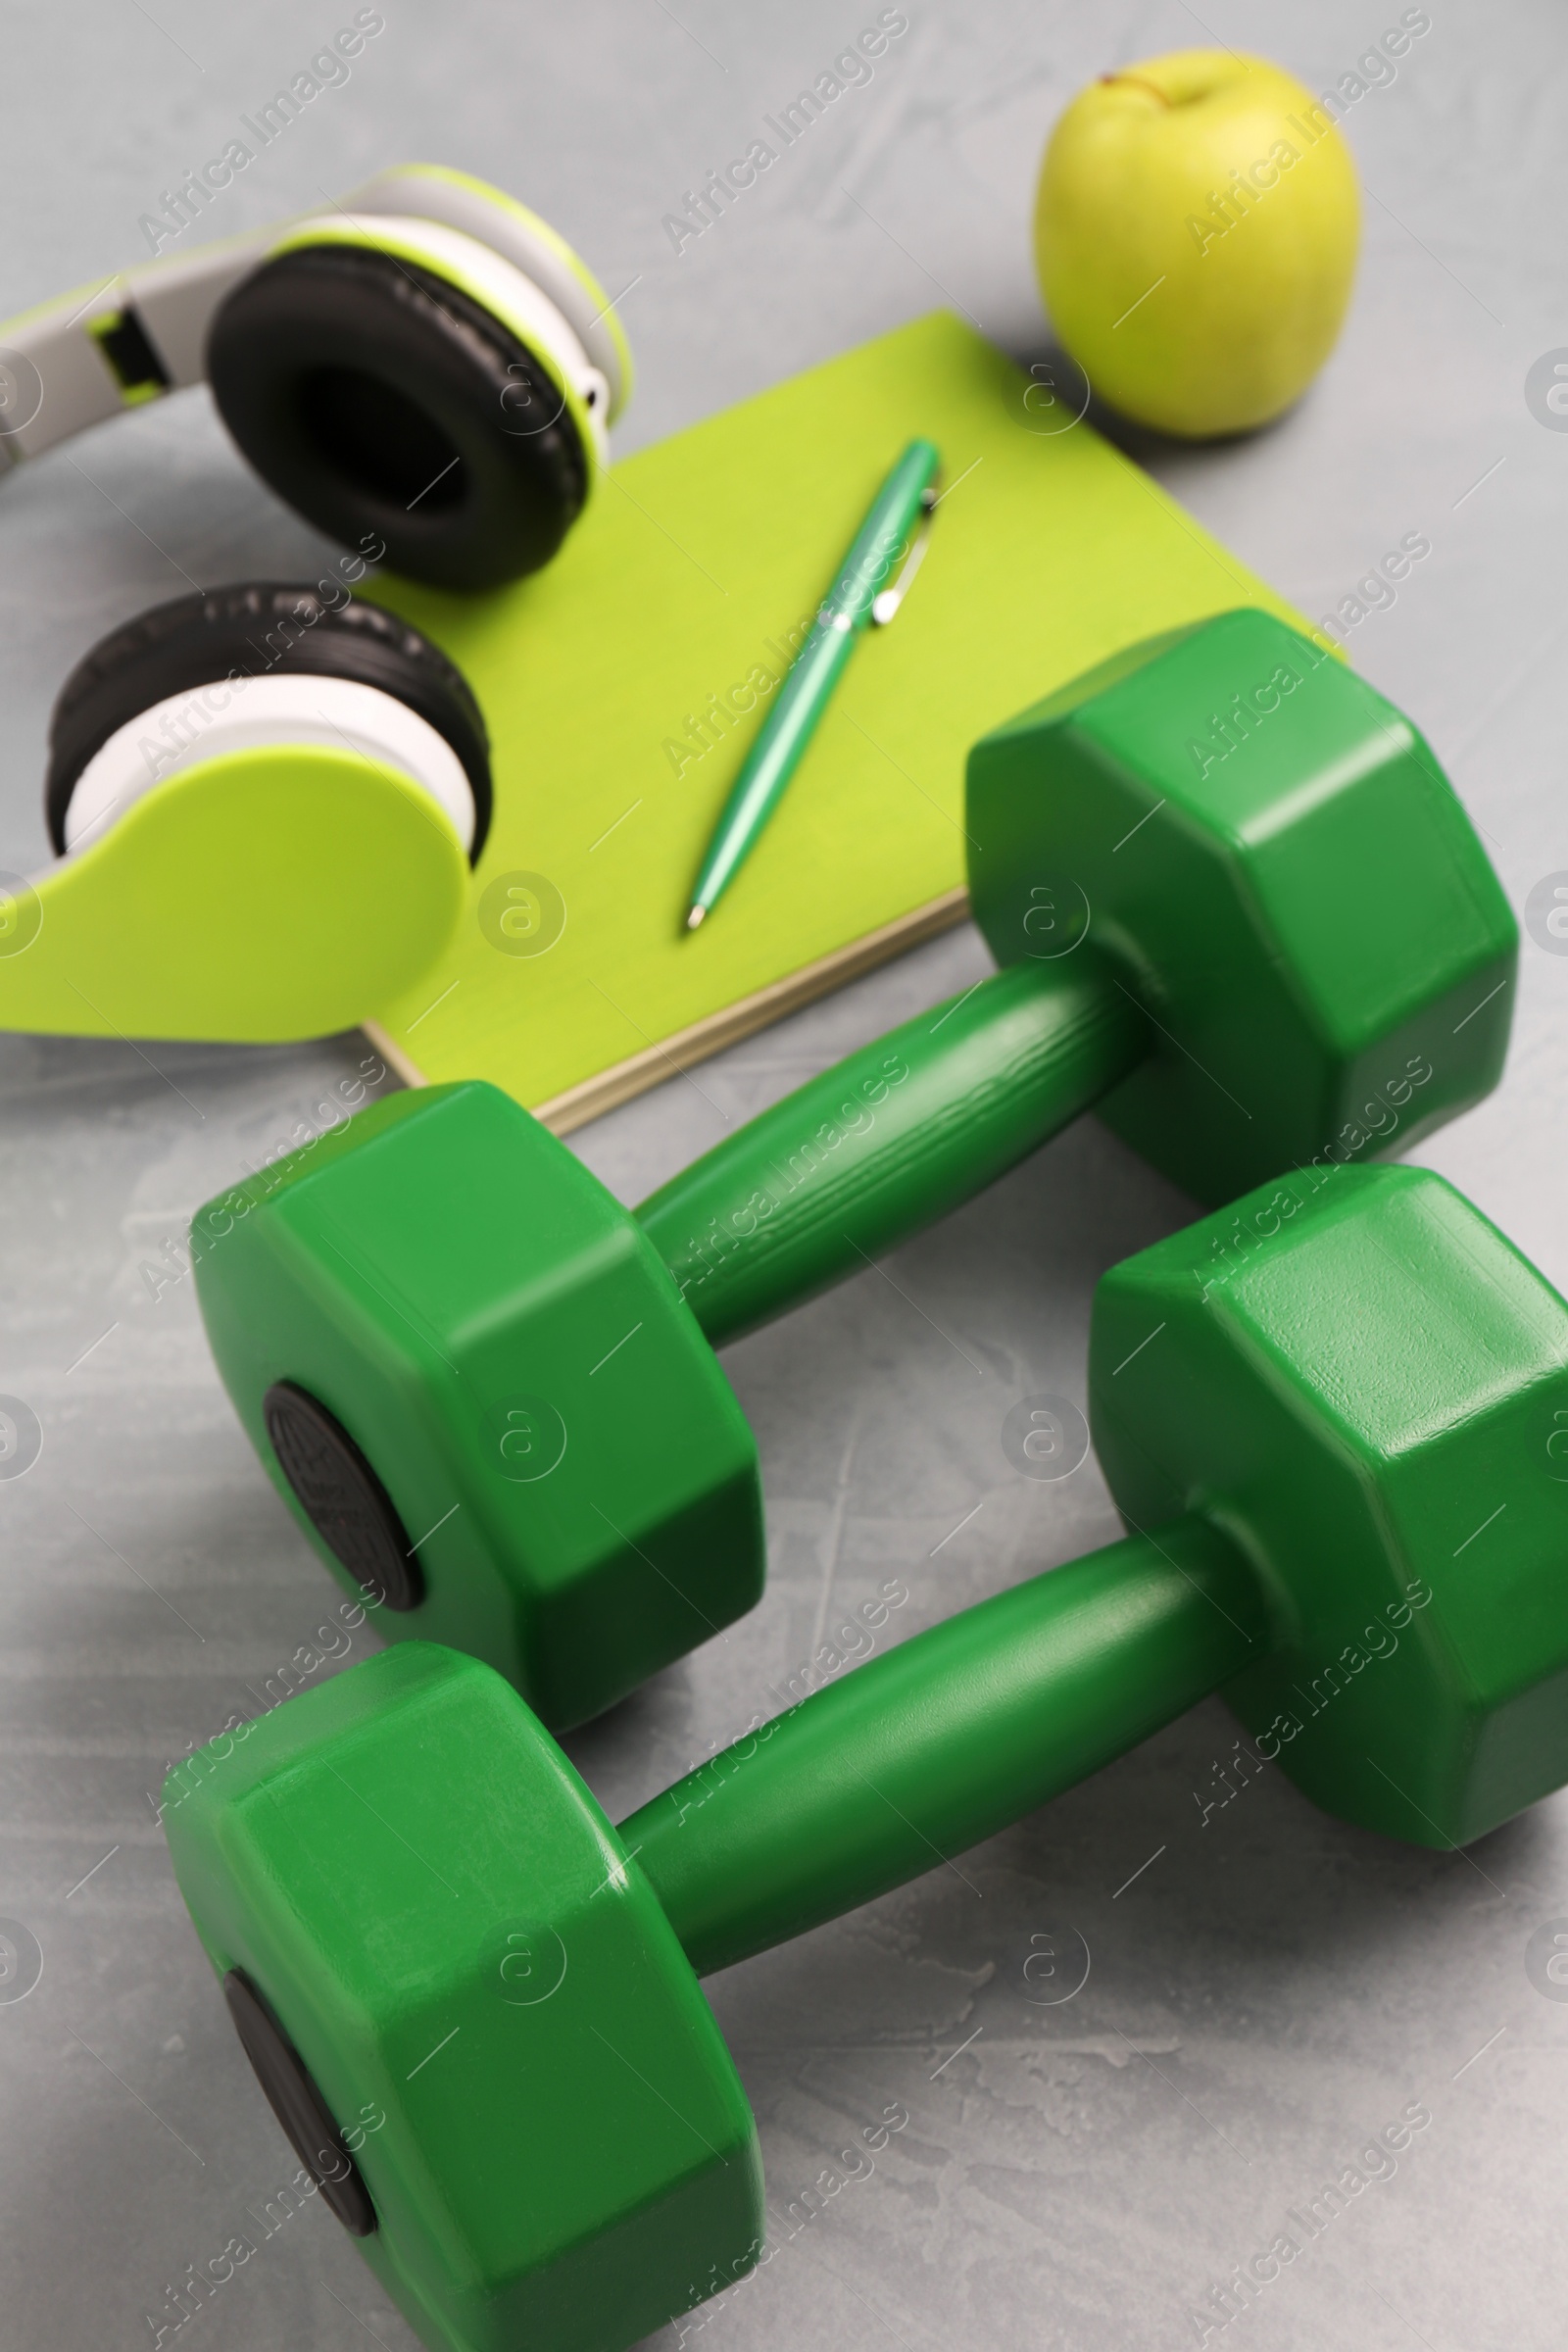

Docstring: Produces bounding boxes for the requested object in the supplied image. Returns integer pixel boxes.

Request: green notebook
[368,313,1311,1127]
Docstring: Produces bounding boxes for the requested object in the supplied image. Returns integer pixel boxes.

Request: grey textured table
[0,5,1563,2347]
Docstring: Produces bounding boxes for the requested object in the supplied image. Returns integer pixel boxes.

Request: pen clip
[869,486,938,626]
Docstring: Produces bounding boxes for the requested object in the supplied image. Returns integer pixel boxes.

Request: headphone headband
[0,165,624,471]
[0,226,273,466]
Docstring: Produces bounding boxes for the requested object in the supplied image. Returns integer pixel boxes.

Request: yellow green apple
[1035,48,1360,437]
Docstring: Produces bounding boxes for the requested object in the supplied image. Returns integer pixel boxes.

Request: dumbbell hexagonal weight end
[192,1083,761,1732]
[966,605,1515,1202]
[167,1642,762,2351]
[170,1166,1568,2352]
[1093,1156,1568,1846]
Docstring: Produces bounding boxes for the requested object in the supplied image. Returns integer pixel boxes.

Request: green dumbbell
[190,607,1514,1730]
[167,1161,1568,2352]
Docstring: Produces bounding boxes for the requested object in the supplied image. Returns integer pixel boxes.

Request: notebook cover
[366,312,1312,1127]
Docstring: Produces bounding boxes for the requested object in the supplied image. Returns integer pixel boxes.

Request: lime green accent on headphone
[268,211,602,498]
[85,311,164,406]
[0,749,467,1042]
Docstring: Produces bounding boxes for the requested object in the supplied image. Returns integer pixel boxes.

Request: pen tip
[685,906,706,931]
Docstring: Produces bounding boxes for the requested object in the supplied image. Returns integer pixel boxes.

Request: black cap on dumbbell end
[222,1969,377,2237]
[262,1383,423,1613]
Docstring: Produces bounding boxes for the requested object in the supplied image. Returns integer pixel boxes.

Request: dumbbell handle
[635,956,1146,1349]
[621,1514,1261,1976]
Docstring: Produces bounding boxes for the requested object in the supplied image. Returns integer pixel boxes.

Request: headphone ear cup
[207,245,589,591]
[46,583,492,858]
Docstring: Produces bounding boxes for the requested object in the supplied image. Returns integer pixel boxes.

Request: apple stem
[1098,72,1174,106]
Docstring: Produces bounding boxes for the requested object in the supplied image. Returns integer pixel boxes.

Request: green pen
[684,436,942,930]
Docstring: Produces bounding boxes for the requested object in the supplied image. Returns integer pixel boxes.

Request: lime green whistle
[684,435,941,929]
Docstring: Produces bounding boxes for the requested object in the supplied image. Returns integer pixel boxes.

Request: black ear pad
[207,244,590,592]
[45,581,492,859]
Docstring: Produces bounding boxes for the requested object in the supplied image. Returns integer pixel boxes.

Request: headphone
[0,165,631,1042]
